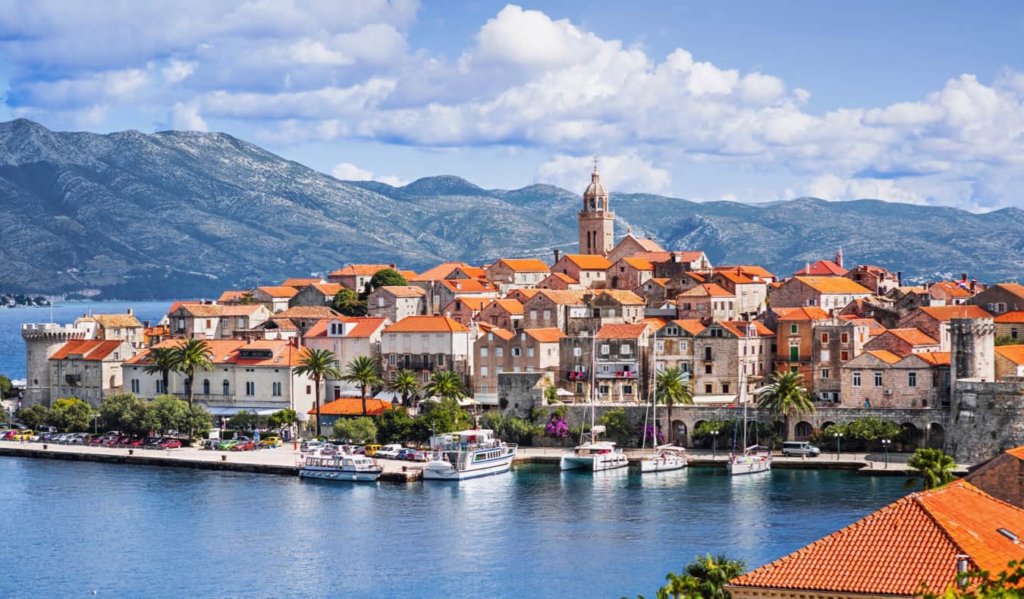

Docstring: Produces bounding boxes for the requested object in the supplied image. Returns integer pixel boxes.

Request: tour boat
[423,429,517,481]
[728,345,772,476]
[638,330,687,474]
[560,335,629,473]
[639,445,689,473]
[299,453,383,482]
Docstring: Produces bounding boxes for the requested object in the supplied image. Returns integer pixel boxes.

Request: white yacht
[299,453,383,482]
[423,429,517,481]
[639,445,688,473]
[560,435,630,472]
[727,445,772,475]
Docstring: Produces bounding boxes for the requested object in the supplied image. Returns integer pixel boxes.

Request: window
[245,381,255,396]
[1014,328,1020,340]
[527,347,535,358]
[840,332,849,343]
[543,309,552,320]
[705,384,713,393]
[203,379,210,395]
[607,309,616,318]
[820,332,829,343]
[621,344,631,355]
[389,354,397,365]
[438,354,445,366]
[908,371,917,387]
[820,350,830,362]
[599,385,610,394]
[495,348,504,357]
[575,382,583,394]
[530,310,537,319]
[840,351,849,361]
[480,366,488,377]
[272,382,282,396]
[656,341,665,353]
[704,346,713,360]
[821,368,830,379]
[223,380,230,395]
[681,341,688,352]
[130,379,140,393]
[480,347,489,357]
[704,363,712,374]
[378,297,385,307]
[790,324,798,334]
[623,385,633,395]
[573,347,582,357]
[853,371,861,387]
[156,380,165,394]
[722,384,729,394]
[789,346,799,361]
[496,366,504,374]
[601,344,610,355]
[512,347,521,357]
[874,371,883,387]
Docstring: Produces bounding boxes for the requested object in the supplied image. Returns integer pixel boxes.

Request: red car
[1,430,17,440]
[231,440,256,451]
[158,438,182,449]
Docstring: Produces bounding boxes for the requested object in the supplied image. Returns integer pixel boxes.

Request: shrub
[333,417,378,444]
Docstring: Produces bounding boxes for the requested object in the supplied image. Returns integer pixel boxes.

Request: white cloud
[162,59,196,83]
[170,101,207,132]
[804,174,926,205]
[535,152,670,194]
[330,161,406,187]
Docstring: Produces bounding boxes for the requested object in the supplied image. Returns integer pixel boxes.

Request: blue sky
[2,1,1023,210]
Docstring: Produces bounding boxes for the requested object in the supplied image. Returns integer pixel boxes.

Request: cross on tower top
[592,155,599,173]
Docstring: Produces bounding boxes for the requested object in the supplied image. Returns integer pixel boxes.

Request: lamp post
[881,438,891,469]
[833,430,843,461]
[711,429,719,459]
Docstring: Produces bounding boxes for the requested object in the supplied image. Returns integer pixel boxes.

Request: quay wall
[947,379,1024,463]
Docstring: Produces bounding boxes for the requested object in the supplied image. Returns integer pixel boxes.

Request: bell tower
[578,160,615,255]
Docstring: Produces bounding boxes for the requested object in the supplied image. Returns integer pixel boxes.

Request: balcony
[566,371,588,381]
[597,370,638,379]
[64,373,82,386]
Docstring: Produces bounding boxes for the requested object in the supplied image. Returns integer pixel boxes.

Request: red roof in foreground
[727,481,1024,597]
[311,398,393,416]
[49,339,123,361]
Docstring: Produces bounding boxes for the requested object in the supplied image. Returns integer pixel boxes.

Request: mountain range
[1,118,1022,299]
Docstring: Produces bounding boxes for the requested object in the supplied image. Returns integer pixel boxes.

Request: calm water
[0,301,171,381]
[0,458,909,598]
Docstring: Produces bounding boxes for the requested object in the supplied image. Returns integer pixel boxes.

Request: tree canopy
[47,397,95,432]
[333,416,378,443]
[331,288,368,316]
[369,268,407,291]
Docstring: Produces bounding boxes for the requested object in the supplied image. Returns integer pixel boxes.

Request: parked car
[1,430,17,440]
[144,436,164,448]
[14,430,35,442]
[232,440,256,451]
[159,438,183,449]
[300,440,324,453]
[258,436,282,448]
[375,444,404,459]
[202,438,221,450]
[363,444,381,457]
[68,433,89,445]
[396,448,415,461]
[782,441,821,457]
[129,437,147,448]
[407,450,428,462]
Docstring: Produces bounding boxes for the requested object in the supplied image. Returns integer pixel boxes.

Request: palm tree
[756,370,815,440]
[425,370,466,402]
[656,367,693,442]
[342,356,383,417]
[661,571,699,599]
[143,347,177,396]
[388,368,419,408]
[172,339,214,407]
[907,448,956,490]
[684,554,746,599]
[293,348,343,437]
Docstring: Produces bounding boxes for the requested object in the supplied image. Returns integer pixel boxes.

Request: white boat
[560,437,630,472]
[727,445,772,475]
[638,329,687,474]
[299,453,383,482]
[639,445,688,473]
[423,429,517,481]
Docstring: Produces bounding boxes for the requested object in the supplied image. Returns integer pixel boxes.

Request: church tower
[579,161,615,255]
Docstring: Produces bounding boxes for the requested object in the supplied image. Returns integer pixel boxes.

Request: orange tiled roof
[397,269,417,280]
[887,327,939,346]
[273,306,340,320]
[776,306,830,321]
[531,289,586,305]
[995,311,1024,324]
[281,277,323,288]
[989,282,1024,298]
[487,299,525,315]
[930,281,974,298]
[218,290,248,302]
[596,323,648,339]
[444,297,490,311]
[311,397,393,416]
[672,319,707,336]
[918,305,991,321]
[330,264,394,277]
[441,279,498,293]
[219,304,267,317]
[794,276,871,294]
[384,315,469,333]
[494,258,550,272]
[643,317,667,331]
[916,351,951,366]
[794,259,848,276]
[996,345,1024,365]
[595,289,646,305]
[546,273,578,284]
[563,254,612,270]
[718,321,774,338]
[304,317,388,339]
[89,313,143,328]
[728,481,1024,596]
[377,285,426,298]
[621,257,654,271]
[524,328,565,343]
[1007,446,1024,461]
[126,339,249,365]
[505,288,539,301]
[256,286,299,298]
[50,339,124,361]
[481,326,515,341]
[841,316,887,335]
[679,283,733,298]
[617,234,665,253]
[310,283,343,297]
[409,262,472,282]
[646,278,670,288]
[176,303,223,317]
[865,349,902,364]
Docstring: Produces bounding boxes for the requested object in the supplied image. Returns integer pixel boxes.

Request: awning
[207,407,279,416]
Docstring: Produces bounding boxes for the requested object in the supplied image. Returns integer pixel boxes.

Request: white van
[782,441,821,457]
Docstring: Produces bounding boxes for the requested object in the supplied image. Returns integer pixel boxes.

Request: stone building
[710,266,772,320]
[537,272,583,290]
[47,339,135,407]
[327,263,396,291]
[521,290,586,331]
[366,285,426,322]
[167,302,271,339]
[22,322,88,405]
[811,317,873,403]
[650,319,705,376]
[898,305,991,351]
[289,283,343,307]
[773,307,829,385]
[303,317,389,399]
[564,290,645,336]
[441,297,489,326]
[692,321,774,401]
[249,286,298,313]
[379,316,472,387]
[593,323,650,403]
[473,327,563,404]
[578,165,615,255]
[971,282,1024,315]
[843,264,900,295]
[551,254,611,289]
[676,283,736,321]
[994,311,1024,342]
[606,233,664,263]
[862,327,940,357]
[478,299,525,331]
[840,350,947,409]
[768,276,872,312]
[994,345,1024,380]
[606,256,654,290]
[483,258,550,291]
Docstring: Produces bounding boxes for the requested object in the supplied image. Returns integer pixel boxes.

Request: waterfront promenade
[0,441,969,479]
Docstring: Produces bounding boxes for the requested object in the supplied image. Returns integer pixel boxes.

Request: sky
[1,0,1023,210]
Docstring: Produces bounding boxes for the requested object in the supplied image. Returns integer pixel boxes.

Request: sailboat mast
[590,331,597,444]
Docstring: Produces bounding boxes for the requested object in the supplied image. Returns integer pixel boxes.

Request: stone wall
[946,379,1024,463]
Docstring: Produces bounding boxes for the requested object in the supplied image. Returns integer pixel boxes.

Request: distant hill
[1,119,1022,299]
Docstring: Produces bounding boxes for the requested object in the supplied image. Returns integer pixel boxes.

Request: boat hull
[560,453,629,472]
[639,456,687,473]
[727,457,772,476]
[299,467,382,482]
[422,455,514,481]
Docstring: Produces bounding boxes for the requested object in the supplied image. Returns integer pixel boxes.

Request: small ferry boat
[727,445,772,475]
[423,429,517,481]
[639,445,688,473]
[298,453,383,482]
[560,437,630,472]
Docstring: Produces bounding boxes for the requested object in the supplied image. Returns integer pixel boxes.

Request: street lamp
[711,429,719,459]
[833,431,844,461]
[881,438,891,469]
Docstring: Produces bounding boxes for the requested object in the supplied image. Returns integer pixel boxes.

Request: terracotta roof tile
[794,260,848,276]
[273,306,341,320]
[794,276,871,294]
[886,327,939,346]
[596,323,648,339]
[330,264,394,277]
[443,297,490,311]
[996,345,1024,365]
[865,349,902,364]
[563,254,612,270]
[672,319,707,336]
[487,299,525,315]
[281,277,323,288]
[679,283,734,298]
[218,290,247,302]
[305,317,388,339]
[776,306,830,321]
[256,286,299,298]
[384,315,469,333]
[917,351,951,366]
[524,328,565,343]
[409,262,473,282]
[546,273,578,284]
[595,289,646,305]
[441,279,498,293]
[89,313,143,328]
[642,317,667,331]
[494,258,550,272]
[311,397,393,416]
[621,257,654,271]
[49,339,124,361]
[994,311,1024,324]
[918,305,991,321]
[531,290,586,305]
[378,285,426,298]
[717,320,774,338]
[310,283,343,296]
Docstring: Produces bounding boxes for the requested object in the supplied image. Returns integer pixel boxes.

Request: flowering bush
[637,423,665,445]
[545,415,569,438]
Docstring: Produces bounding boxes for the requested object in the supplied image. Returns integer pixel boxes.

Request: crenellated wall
[946,379,1024,463]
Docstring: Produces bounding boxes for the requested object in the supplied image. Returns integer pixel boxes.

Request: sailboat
[560,333,629,472]
[727,323,772,476]
[639,329,687,473]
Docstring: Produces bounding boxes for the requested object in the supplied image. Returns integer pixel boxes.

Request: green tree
[268,408,297,430]
[656,367,693,439]
[376,407,415,443]
[922,559,1024,598]
[415,398,472,441]
[331,288,368,316]
[907,447,956,490]
[142,347,177,397]
[757,370,815,440]
[184,405,213,439]
[342,356,383,417]
[0,374,12,398]
[424,370,466,402]
[368,268,408,291]
[16,404,50,430]
[47,397,95,432]
[333,416,378,443]
[994,335,1019,347]
[683,554,746,599]
[293,348,343,436]
[100,392,149,435]
[388,368,419,408]
[543,383,560,404]
[144,395,195,435]
[172,339,214,408]
[227,409,259,431]
[598,408,634,445]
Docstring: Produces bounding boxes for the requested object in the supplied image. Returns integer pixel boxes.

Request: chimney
[127,308,134,315]
[835,247,844,269]
[896,271,902,286]
[961,273,968,283]
[970,279,977,292]
[553,249,561,263]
